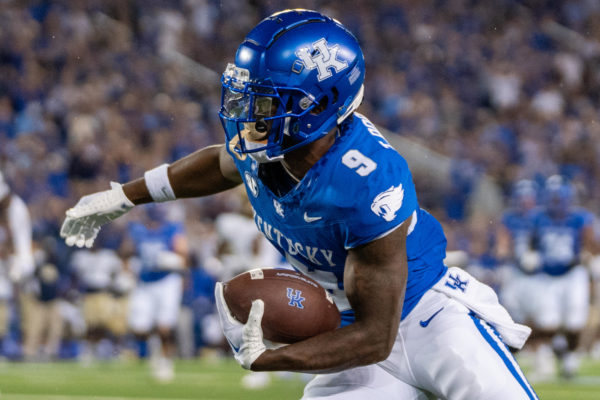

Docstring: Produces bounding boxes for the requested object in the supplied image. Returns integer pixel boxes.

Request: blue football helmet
[144,203,168,224]
[542,175,575,215]
[510,179,539,213]
[219,9,365,161]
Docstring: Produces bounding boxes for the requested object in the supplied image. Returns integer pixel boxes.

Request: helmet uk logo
[295,38,348,81]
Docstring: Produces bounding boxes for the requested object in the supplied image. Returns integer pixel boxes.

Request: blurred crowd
[1,0,600,378]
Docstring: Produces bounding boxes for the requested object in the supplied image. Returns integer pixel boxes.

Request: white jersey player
[0,171,34,355]
[213,190,284,281]
[70,246,124,359]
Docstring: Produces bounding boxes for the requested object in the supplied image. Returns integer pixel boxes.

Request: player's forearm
[251,317,397,373]
[123,144,241,204]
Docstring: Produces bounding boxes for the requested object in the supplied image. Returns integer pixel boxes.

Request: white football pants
[128,273,183,333]
[303,290,538,400]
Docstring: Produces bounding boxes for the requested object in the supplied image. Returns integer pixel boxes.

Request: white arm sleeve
[7,195,35,279]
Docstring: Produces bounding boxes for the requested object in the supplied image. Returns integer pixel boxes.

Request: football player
[525,175,598,378]
[121,204,189,382]
[497,179,541,325]
[70,241,125,361]
[0,170,34,356]
[61,10,537,399]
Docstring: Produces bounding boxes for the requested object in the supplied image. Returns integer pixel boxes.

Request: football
[222,268,340,344]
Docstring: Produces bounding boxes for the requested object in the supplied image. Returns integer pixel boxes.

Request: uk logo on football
[286,288,305,309]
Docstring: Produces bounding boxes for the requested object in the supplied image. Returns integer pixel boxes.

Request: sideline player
[526,175,597,378]
[70,241,125,361]
[121,204,189,382]
[61,10,537,399]
[0,170,35,356]
[497,179,541,325]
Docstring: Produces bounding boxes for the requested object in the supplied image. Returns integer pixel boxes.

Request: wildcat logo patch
[371,185,404,222]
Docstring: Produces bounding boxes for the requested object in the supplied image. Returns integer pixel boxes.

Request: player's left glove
[215,282,266,369]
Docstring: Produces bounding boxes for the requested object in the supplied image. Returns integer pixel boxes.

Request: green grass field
[0,356,599,399]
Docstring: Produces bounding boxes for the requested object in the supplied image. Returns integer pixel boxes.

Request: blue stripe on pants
[469,313,539,400]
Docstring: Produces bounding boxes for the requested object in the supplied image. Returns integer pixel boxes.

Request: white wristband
[144,164,176,202]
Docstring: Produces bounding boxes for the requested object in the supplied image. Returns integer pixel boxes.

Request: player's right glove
[60,182,134,248]
[214,281,267,369]
[215,281,244,355]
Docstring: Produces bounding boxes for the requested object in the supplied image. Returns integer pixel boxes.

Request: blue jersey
[531,207,594,276]
[128,221,184,282]
[229,113,447,321]
[502,208,537,270]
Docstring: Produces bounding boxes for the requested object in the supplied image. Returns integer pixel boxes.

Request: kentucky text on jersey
[254,214,335,267]
[229,113,448,322]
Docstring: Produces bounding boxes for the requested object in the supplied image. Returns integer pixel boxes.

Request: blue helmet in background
[144,203,167,223]
[510,179,539,213]
[542,175,575,215]
[219,9,365,161]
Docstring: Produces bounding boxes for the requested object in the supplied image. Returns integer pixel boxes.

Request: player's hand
[7,255,34,283]
[235,299,267,369]
[215,282,244,354]
[60,182,134,248]
[519,250,541,273]
[215,282,267,369]
[156,250,185,271]
[8,260,22,283]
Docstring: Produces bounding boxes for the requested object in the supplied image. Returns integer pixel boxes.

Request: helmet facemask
[220,63,320,162]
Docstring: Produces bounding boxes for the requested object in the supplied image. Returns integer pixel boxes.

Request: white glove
[60,182,134,248]
[215,282,244,353]
[8,259,22,283]
[8,255,35,283]
[236,299,267,369]
[215,282,267,369]
[519,250,542,273]
[156,250,185,271]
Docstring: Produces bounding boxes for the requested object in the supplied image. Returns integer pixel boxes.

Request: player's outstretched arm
[122,144,241,203]
[248,215,411,373]
[61,144,241,248]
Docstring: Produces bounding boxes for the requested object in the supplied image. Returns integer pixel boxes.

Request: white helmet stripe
[0,171,10,200]
[337,84,364,125]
